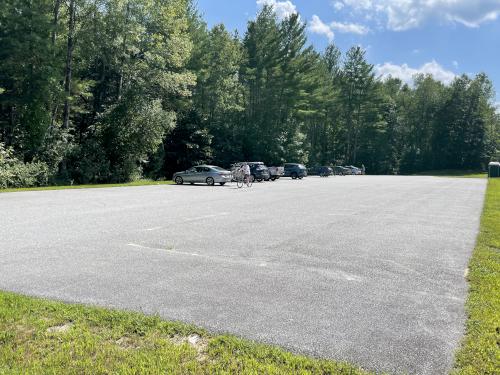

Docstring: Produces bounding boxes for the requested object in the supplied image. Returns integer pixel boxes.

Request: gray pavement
[0,176,486,374]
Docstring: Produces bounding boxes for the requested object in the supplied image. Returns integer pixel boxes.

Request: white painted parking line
[183,212,229,222]
[145,226,163,231]
[127,243,203,258]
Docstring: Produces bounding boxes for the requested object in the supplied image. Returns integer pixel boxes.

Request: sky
[196,0,500,106]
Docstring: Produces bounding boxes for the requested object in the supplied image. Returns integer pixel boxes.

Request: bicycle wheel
[246,175,254,187]
[237,177,244,188]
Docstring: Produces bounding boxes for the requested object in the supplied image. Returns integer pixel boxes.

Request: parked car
[248,162,271,182]
[283,163,307,179]
[334,166,349,176]
[173,165,232,186]
[268,166,284,181]
[308,166,333,177]
[346,165,362,175]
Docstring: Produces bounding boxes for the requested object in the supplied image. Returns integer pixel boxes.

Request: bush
[66,138,110,184]
[100,97,176,182]
[0,143,49,189]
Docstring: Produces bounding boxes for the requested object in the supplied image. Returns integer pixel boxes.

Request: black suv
[308,166,333,177]
[248,162,270,182]
[283,163,307,179]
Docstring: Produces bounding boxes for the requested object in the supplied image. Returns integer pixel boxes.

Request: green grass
[412,169,487,178]
[0,291,369,374]
[453,178,500,374]
[0,179,174,193]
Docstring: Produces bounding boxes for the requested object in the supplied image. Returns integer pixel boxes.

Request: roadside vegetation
[0,179,173,193]
[412,170,488,178]
[1,1,498,190]
[0,291,369,375]
[453,178,500,374]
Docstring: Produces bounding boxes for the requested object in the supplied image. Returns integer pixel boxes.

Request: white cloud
[375,60,456,85]
[257,0,298,19]
[309,15,335,41]
[332,1,344,11]
[308,15,369,40]
[452,60,459,68]
[336,0,500,30]
[330,21,370,34]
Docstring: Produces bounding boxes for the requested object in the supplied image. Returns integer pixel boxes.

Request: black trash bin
[488,162,500,178]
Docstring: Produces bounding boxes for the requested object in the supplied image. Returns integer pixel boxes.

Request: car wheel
[219,182,226,186]
[298,176,303,180]
[206,177,215,186]
[190,182,194,185]
[270,177,276,181]
[264,178,270,182]
[175,176,183,185]
[256,178,262,182]
[291,172,298,179]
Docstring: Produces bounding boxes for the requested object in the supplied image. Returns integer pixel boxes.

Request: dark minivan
[283,163,307,179]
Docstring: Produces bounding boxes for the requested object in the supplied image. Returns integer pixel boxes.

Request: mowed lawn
[0,292,368,374]
[0,178,498,374]
[453,178,500,374]
[0,179,174,193]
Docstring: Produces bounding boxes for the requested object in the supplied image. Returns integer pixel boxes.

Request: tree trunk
[48,0,61,131]
[62,0,75,130]
[117,2,130,101]
[51,0,61,47]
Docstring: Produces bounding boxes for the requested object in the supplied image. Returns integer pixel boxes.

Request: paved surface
[0,176,486,374]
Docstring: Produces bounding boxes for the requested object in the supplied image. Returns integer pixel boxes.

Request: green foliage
[100,98,176,182]
[164,110,213,178]
[0,143,49,188]
[0,0,498,187]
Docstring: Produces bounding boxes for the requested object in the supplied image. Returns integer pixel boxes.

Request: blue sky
[196,0,500,105]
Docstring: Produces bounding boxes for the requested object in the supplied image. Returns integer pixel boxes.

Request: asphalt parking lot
[0,176,487,374]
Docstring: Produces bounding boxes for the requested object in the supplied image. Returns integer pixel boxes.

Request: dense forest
[1,0,499,187]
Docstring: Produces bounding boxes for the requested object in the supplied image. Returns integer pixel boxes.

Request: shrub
[0,143,49,189]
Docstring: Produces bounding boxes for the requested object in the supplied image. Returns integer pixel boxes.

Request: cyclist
[242,162,251,184]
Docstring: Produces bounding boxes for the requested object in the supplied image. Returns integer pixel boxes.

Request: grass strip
[453,178,500,374]
[0,291,369,374]
[411,170,487,178]
[0,179,174,193]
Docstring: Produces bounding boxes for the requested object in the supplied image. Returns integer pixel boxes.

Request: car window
[212,166,225,171]
[195,167,204,172]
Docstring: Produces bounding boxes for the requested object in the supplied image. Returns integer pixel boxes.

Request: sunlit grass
[0,292,369,374]
[412,170,487,178]
[453,179,500,374]
[0,179,174,193]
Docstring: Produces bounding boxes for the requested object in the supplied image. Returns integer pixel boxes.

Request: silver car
[173,165,232,186]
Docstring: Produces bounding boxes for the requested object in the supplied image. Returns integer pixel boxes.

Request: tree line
[1,1,499,187]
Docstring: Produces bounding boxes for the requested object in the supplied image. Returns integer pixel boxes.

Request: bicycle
[235,171,253,188]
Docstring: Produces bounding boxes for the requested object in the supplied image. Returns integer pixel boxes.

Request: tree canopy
[0,1,498,186]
